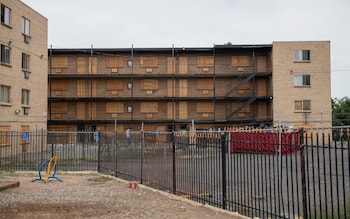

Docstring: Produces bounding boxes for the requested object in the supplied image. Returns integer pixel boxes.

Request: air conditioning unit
[24,35,30,44]
[23,108,29,115]
[23,71,30,79]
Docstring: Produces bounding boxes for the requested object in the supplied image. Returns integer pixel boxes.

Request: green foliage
[332,97,350,126]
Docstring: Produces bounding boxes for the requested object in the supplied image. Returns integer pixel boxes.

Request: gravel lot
[0,171,248,219]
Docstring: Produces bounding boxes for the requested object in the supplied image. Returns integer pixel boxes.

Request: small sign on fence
[22,131,29,141]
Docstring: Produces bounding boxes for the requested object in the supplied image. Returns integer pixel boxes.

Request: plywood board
[0,126,10,145]
[106,102,124,113]
[77,102,86,120]
[257,102,267,118]
[77,57,86,73]
[141,79,158,90]
[51,102,68,113]
[196,79,214,90]
[91,102,97,119]
[197,56,214,67]
[257,79,267,96]
[167,102,175,119]
[179,102,188,119]
[51,80,68,91]
[179,79,187,97]
[257,56,267,72]
[197,102,214,113]
[52,56,68,68]
[232,56,250,67]
[141,57,158,67]
[179,57,187,74]
[167,80,175,96]
[240,56,250,66]
[167,57,174,74]
[89,57,97,74]
[106,79,124,91]
[140,102,158,113]
[77,80,86,97]
[92,80,97,97]
[106,56,125,68]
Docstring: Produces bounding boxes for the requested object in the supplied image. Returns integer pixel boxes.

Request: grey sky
[22,0,350,99]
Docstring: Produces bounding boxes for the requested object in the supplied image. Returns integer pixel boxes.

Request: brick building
[0,0,48,132]
[48,41,331,132]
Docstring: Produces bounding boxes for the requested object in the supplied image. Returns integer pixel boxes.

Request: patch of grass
[0,171,20,178]
[310,199,350,219]
[87,176,112,183]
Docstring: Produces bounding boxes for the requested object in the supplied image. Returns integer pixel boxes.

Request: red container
[230,130,301,155]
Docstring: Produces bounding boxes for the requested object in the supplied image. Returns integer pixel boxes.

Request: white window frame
[294,74,310,86]
[1,4,11,26]
[22,17,30,36]
[21,89,30,105]
[294,50,310,61]
[1,44,11,64]
[22,53,30,70]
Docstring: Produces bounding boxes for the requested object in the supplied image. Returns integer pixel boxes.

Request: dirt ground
[0,171,248,219]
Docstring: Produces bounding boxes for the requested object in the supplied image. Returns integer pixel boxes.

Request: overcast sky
[21,0,350,99]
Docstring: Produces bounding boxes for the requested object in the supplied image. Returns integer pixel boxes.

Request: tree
[332,97,350,126]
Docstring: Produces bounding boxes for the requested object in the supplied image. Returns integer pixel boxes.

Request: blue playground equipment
[31,155,63,184]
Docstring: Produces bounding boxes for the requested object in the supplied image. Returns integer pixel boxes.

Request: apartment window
[1,4,11,26]
[295,100,311,111]
[127,60,133,67]
[21,89,30,105]
[22,53,30,70]
[294,74,310,86]
[127,82,133,89]
[22,53,30,79]
[0,85,10,103]
[294,50,310,61]
[127,106,133,113]
[22,17,30,43]
[1,44,11,64]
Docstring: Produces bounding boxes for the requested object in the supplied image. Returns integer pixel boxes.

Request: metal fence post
[300,129,308,219]
[97,131,101,173]
[141,126,144,184]
[114,130,118,178]
[221,132,227,209]
[172,131,176,195]
[51,132,56,156]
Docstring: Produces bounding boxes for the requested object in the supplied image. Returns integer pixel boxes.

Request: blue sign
[94,131,99,142]
[23,131,29,141]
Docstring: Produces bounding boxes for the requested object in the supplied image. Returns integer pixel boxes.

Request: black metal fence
[0,130,98,171]
[1,127,349,219]
[98,127,350,219]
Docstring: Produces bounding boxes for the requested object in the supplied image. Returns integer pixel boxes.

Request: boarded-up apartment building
[48,41,331,132]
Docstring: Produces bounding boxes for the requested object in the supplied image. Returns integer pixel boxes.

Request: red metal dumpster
[230,129,301,155]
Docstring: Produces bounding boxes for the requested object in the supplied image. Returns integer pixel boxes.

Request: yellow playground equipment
[31,155,63,184]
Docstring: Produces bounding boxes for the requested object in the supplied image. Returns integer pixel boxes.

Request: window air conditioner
[24,35,30,44]
[24,71,30,79]
[23,108,29,115]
